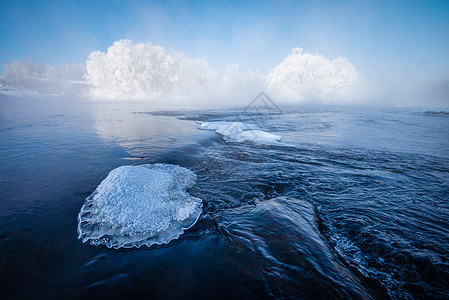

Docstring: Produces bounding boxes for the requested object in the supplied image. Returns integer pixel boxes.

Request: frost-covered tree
[267,48,361,102]
[85,39,219,99]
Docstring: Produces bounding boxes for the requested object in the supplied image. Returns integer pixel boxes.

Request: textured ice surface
[198,121,282,144]
[77,164,202,249]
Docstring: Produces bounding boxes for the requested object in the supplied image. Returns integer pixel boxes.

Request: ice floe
[77,164,202,249]
[198,121,282,144]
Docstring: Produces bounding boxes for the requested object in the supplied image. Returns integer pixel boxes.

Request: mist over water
[0,59,86,96]
[2,38,448,108]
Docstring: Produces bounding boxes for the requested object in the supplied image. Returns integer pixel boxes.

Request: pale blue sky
[1,0,449,83]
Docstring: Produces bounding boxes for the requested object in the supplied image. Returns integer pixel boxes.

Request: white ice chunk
[198,121,282,144]
[77,164,202,249]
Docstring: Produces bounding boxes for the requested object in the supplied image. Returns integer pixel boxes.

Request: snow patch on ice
[77,164,202,249]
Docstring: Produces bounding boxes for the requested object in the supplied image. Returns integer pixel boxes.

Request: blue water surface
[1,94,448,299]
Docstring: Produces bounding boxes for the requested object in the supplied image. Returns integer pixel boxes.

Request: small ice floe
[418,110,449,116]
[77,164,202,249]
[198,121,282,144]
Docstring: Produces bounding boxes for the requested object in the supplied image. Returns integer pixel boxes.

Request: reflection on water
[91,104,209,158]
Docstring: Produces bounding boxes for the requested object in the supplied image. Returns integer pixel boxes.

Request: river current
[1,95,448,299]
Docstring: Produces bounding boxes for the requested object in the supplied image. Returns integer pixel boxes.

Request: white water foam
[198,121,282,144]
[77,164,202,249]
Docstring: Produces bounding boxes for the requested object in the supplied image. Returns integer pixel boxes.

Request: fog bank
[1,39,447,108]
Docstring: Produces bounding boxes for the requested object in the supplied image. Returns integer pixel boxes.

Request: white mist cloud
[0,58,86,96]
[3,58,85,80]
[420,72,449,108]
[266,48,361,103]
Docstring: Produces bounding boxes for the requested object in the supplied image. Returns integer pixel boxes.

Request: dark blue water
[1,94,448,299]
